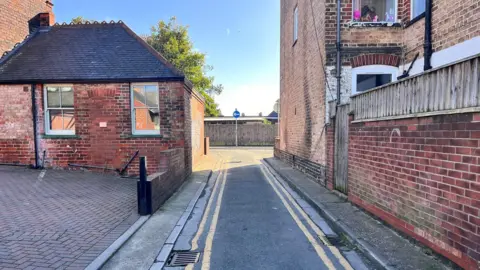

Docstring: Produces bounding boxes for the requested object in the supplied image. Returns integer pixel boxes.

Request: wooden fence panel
[205,123,278,146]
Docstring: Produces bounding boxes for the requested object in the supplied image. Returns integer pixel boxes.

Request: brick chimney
[28,12,55,34]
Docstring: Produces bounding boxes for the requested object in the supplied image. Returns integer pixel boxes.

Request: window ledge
[123,134,163,138]
[41,134,79,139]
[404,12,425,28]
[348,21,402,28]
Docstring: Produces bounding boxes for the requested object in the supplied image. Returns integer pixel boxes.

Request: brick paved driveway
[0,166,139,270]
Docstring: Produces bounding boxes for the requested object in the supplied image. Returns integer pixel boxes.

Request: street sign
[233,109,240,119]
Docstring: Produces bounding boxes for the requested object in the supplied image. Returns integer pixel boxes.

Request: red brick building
[280,0,480,176]
[0,14,205,177]
[280,0,480,268]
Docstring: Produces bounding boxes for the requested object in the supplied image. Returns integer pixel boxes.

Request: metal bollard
[138,156,148,215]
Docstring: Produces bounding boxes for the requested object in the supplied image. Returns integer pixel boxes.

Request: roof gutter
[0,76,186,85]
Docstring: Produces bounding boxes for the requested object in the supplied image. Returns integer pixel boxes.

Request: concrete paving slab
[101,169,212,270]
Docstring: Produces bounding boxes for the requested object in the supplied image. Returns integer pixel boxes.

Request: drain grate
[167,251,200,267]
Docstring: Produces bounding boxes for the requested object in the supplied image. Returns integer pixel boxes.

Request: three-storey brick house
[279,0,480,181]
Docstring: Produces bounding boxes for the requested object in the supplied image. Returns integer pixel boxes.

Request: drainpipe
[424,0,433,71]
[31,84,39,168]
[336,0,342,104]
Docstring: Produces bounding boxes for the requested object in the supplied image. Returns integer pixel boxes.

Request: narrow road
[185,148,359,270]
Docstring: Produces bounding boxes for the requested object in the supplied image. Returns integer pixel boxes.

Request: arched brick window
[350,54,400,68]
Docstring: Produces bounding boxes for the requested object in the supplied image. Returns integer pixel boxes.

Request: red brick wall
[349,112,480,269]
[0,0,53,54]
[30,82,188,175]
[0,85,35,165]
[190,91,205,166]
[279,0,328,166]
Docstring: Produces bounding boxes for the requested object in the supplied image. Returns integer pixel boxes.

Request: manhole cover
[167,251,200,267]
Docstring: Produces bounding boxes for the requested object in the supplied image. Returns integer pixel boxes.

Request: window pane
[145,85,159,107]
[412,0,425,18]
[135,108,159,131]
[353,0,396,22]
[63,110,75,131]
[49,110,63,130]
[61,87,74,107]
[133,86,146,108]
[357,74,392,92]
[47,87,60,107]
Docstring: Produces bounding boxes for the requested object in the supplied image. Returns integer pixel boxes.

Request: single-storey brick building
[0,13,205,176]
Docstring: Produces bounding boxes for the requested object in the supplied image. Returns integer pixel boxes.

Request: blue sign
[233,109,240,119]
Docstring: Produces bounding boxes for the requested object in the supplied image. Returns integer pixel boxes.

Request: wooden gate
[334,104,349,194]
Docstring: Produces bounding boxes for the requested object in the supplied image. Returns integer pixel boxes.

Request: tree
[147,17,222,116]
[71,16,94,24]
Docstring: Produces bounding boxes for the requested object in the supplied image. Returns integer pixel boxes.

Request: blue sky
[55,0,280,116]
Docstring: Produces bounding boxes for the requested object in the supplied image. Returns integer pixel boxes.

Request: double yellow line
[260,163,353,270]
[187,161,229,270]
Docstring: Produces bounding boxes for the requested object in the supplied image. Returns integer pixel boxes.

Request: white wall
[401,36,480,76]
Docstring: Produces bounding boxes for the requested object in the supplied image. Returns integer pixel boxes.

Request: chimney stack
[28,12,55,34]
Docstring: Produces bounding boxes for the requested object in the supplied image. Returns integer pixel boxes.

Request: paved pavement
[0,166,138,270]
[179,148,367,270]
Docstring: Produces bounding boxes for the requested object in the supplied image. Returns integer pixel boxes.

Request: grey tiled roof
[0,22,185,83]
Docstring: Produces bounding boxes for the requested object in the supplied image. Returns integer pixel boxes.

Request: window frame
[410,0,425,20]
[351,65,398,95]
[293,5,298,44]
[130,82,161,135]
[44,84,75,135]
[351,0,398,23]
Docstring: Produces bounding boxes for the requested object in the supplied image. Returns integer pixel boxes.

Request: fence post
[137,156,149,215]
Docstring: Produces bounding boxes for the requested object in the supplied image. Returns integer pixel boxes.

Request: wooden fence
[350,54,480,121]
[205,123,278,146]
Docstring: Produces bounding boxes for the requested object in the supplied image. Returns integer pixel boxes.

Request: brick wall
[190,91,205,166]
[402,0,480,65]
[0,85,35,165]
[0,81,191,175]
[279,0,328,166]
[147,148,187,213]
[349,112,480,269]
[0,0,53,54]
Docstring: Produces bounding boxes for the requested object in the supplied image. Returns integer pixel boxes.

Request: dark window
[356,74,392,92]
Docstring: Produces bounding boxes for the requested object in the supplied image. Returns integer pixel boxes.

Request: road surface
[180,148,365,270]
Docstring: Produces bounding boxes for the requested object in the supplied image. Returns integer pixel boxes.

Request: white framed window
[411,0,425,19]
[293,5,298,43]
[352,65,399,95]
[352,0,397,23]
[44,84,75,135]
[131,83,160,135]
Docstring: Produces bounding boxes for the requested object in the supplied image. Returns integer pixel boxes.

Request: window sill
[41,134,79,139]
[348,21,401,28]
[404,12,425,28]
[123,134,163,138]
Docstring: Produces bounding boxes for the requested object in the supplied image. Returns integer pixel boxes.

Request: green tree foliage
[71,16,94,24]
[147,17,222,116]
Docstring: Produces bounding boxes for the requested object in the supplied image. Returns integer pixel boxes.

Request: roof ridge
[52,20,125,27]
[0,31,39,65]
[118,23,193,88]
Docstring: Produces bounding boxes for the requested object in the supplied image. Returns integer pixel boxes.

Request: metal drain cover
[167,251,200,267]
